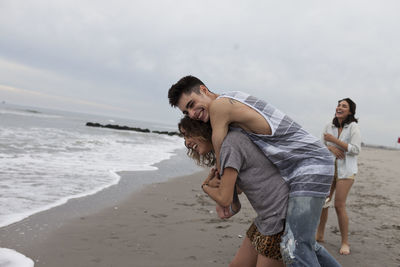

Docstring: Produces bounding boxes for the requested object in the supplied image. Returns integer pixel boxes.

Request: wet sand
[1,147,399,266]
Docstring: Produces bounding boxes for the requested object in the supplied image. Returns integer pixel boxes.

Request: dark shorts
[246,222,283,260]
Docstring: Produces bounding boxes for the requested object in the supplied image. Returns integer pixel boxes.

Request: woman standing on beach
[178,116,288,267]
[316,98,361,255]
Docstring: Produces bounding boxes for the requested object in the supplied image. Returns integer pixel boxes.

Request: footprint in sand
[176,202,196,207]
[216,224,231,229]
[151,213,168,218]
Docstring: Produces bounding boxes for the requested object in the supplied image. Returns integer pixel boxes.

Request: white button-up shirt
[322,121,361,178]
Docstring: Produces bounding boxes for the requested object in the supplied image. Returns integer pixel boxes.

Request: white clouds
[0,0,399,146]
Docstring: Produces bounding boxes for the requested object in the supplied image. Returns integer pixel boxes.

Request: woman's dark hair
[332,98,358,127]
[178,116,215,167]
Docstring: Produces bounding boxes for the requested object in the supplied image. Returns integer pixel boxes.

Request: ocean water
[0,103,186,229]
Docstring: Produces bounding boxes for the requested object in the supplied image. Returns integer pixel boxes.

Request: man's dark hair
[333,98,358,128]
[168,75,205,107]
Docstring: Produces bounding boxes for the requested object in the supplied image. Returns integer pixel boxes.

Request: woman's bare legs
[229,237,258,267]
[316,178,337,242]
[229,236,284,267]
[334,178,354,255]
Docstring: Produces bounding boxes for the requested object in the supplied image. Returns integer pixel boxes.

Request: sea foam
[0,122,183,228]
[0,248,34,267]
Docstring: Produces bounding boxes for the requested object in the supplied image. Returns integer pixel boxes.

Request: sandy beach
[1,146,399,267]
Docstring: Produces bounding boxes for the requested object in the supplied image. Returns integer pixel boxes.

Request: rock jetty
[86,122,180,136]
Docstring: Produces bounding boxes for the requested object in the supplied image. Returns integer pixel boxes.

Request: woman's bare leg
[256,254,284,267]
[334,178,354,255]
[316,208,329,242]
[229,237,258,267]
[316,178,336,242]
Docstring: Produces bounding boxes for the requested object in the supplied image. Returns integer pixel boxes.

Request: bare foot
[339,243,350,255]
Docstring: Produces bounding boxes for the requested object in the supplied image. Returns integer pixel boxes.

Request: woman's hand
[324,133,350,152]
[208,176,221,188]
[324,133,337,143]
[202,167,238,207]
[203,168,220,188]
[216,204,231,219]
[215,201,241,219]
[328,145,345,159]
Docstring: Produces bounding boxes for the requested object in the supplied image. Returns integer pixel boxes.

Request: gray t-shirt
[220,128,289,235]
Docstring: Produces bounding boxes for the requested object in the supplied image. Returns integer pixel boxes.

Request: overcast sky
[1,0,399,147]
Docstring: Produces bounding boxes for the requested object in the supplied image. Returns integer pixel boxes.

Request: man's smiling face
[177,87,212,122]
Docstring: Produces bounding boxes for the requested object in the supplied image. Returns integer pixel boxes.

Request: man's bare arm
[209,97,272,172]
[209,98,234,172]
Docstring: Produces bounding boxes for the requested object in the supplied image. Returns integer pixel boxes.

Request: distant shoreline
[362,143,400,151]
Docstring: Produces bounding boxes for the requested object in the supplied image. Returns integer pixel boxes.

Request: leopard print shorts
[246,222,283,260]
